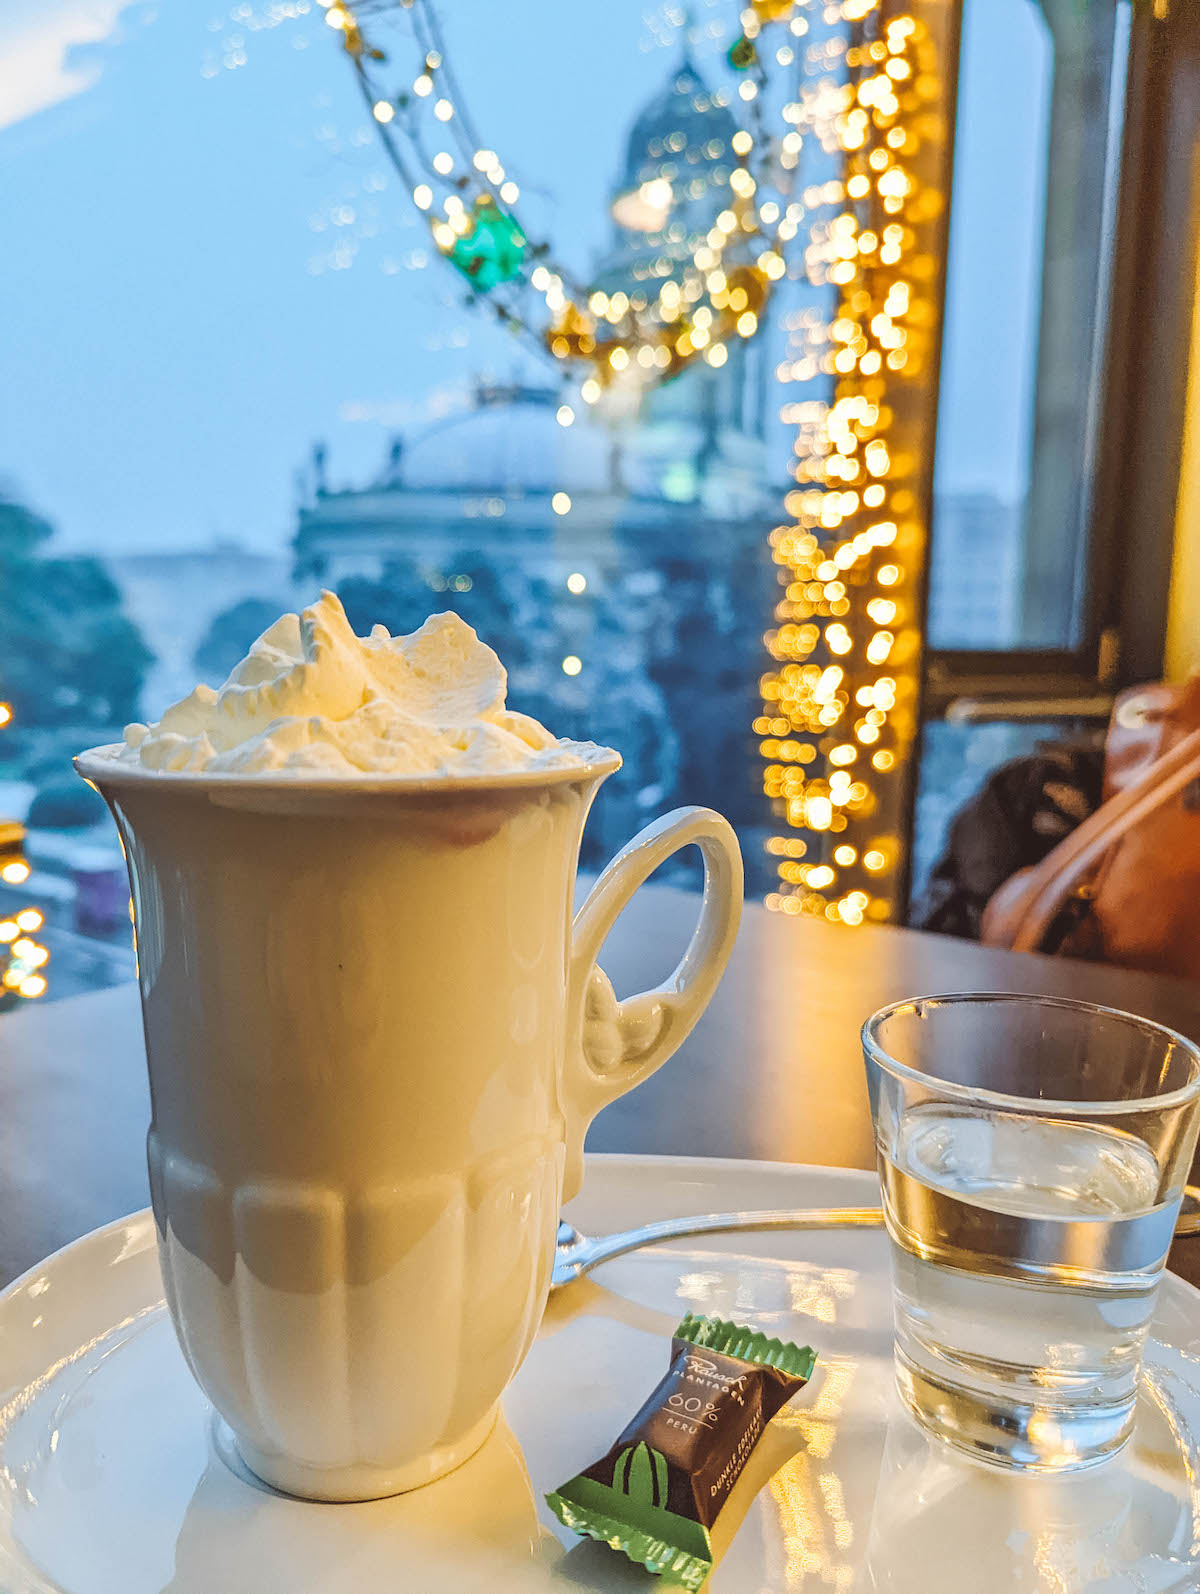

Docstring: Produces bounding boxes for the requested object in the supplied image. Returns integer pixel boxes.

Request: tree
[338,559,432,641]
[194,597,286,683]
[0,490,152,728]
[338,553,534,667]
[643,550,775,828]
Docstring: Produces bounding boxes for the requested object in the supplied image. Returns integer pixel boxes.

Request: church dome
[594,52,746,297]
[397,385,617,496]
[619,55,740,195]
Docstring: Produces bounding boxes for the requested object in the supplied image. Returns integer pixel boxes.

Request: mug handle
[562,806,743,1201]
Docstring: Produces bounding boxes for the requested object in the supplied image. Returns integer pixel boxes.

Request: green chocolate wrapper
[546,1313,817,1591]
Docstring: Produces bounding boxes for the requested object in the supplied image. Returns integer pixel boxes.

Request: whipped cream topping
[113,592,593,776]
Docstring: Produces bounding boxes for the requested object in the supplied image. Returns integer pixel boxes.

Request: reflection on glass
[930,0,1129,650]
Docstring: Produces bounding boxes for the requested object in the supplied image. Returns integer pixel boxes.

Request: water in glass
[881,1104,1176,1471]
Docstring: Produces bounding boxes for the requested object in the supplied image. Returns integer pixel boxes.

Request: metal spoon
[551,1207,884,1290]
[551,1185,1200,1291]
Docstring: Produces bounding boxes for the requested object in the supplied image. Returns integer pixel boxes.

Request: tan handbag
[981,677,1200,979]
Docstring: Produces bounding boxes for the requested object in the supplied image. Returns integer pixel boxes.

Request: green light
[447,199,526,290]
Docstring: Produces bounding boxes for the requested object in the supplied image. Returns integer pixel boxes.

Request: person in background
[911,736,1105,942]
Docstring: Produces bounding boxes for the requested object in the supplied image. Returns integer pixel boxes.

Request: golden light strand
[761,0,954,925]
[0,700,49,1001]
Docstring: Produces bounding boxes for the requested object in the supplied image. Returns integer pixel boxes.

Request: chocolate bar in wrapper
[546,1313,817,1590]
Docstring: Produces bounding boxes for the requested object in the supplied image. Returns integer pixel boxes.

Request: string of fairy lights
[319,0,950,923]
[0,702,49,1004]
[319,0,800,396]
[758,4,945,924]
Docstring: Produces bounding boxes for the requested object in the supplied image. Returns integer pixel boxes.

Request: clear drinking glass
[862,993,1200,1473]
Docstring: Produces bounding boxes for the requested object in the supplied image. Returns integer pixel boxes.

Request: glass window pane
[3,1,815,999]
[928,0,1129,651]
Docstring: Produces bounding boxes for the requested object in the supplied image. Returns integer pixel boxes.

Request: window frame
[901,0,1197,905]
[918,0,1196,713]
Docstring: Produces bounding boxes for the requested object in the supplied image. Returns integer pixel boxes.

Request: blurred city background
[0,0,1128,1000]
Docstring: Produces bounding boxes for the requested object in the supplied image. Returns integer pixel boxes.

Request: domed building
[591,47,774,497]
[294,46,779,582]
[292,51,784,884]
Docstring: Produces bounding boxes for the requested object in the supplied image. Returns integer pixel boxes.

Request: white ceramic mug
[76,746,742,1500]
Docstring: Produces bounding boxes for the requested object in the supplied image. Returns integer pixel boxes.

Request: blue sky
[0,0,1048,552]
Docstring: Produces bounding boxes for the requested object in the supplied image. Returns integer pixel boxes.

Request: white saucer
[3,1154,1200,1593]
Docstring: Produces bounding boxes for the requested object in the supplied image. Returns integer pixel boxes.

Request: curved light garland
[320,0,810,403]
